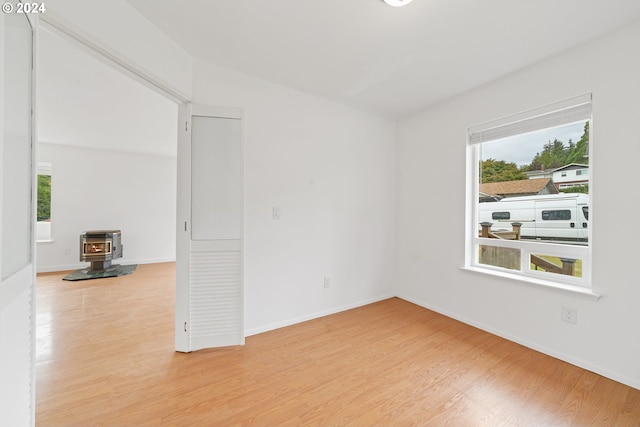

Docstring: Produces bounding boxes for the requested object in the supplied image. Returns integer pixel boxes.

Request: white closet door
[175,105,244,352]
[0,10,36,426]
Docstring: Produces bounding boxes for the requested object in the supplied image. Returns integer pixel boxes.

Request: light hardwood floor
[36,262,640,426]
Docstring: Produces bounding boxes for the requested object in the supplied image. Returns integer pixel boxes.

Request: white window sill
[460,266,601,300]
[36,239,55,244]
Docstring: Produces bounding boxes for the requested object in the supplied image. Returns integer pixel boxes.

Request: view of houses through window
[469,96,592,288]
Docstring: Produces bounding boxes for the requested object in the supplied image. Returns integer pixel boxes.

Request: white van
[478,193,589,243]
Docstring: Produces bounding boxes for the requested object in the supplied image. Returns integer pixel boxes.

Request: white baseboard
[36,257,175,273]
[396,293,640,391]
[244,292,396,337]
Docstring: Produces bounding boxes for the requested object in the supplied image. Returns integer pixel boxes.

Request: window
[561,172,567,177]
[541,210,571,221]
[467,94,592,289]
[37,162,52,241]
[492,212,510,220]
[576,170,583,176]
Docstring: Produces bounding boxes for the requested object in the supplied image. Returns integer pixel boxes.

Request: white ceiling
[126,0,640,118]
[37,27,178,157]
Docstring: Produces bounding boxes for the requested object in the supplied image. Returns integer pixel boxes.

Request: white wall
[396,21,640,389]
[38,0,183,273]
[192,61,397,335]
[45,0,397,335]
[36,143,176,272]
[37,27,179,158]
[47,0,192,99]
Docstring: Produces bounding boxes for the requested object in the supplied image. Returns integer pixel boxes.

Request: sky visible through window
[480,121,586,167]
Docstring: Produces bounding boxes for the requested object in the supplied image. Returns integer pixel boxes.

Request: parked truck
[478,193,589,243]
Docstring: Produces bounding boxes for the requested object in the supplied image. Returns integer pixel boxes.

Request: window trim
[465,94,593,291]
[460,265,601,299]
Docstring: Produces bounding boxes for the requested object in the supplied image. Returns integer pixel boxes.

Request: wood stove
[80,230,123,271]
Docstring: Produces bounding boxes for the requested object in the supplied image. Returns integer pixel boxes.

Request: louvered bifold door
[188,240,241,349]
[176,105,244,352]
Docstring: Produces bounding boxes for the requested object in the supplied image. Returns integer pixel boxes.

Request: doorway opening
[35,19,182,411]
[36,24,179,278]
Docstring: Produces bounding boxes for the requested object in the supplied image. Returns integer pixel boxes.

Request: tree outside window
[37,163,52,241]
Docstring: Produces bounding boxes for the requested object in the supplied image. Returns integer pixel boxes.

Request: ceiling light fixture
[382,0,414,6]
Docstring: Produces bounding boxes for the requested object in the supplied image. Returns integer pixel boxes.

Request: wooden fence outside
[479,222,576,276]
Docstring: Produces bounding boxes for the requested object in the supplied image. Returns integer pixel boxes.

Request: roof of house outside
[551,163,589,172]
[525,163,589,178]
[525,170,553,179]
[480,178,558,198]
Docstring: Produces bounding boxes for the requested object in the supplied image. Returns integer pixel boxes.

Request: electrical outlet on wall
[323,277,331,288]
[561,306,577,324]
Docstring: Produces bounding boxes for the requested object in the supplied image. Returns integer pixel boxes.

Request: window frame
[465,94,593,292]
